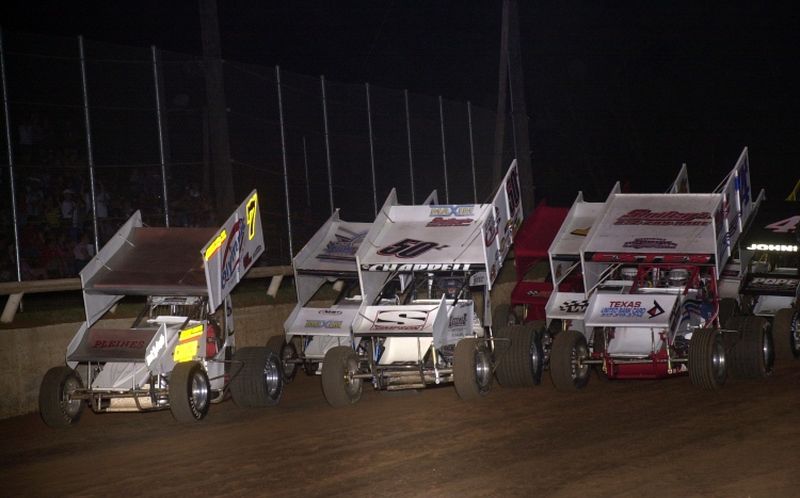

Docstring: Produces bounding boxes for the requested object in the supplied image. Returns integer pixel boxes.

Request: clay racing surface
[3,365,800,497]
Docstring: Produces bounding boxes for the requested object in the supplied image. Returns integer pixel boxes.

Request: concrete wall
[0,304,294,420]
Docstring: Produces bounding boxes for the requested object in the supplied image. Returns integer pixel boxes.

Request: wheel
[773,308,799,362]
[729,316,773,379]
[549,330,590,391]
[321,346,363,407]
[169,361,211,422]
[494,324,543,387]
[689,328,727,390]
[453,338,493,400]
[718,298,739,326]
[267,335,298,383]
[230,347,284,408]
[39,366,84,428]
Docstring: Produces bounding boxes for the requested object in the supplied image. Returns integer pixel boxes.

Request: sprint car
[544,148,768,390]
[38,191,283,427]
[729,197,799,362]
[317,162,532,406]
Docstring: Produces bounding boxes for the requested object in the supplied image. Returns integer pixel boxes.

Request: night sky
[2,1,798,205]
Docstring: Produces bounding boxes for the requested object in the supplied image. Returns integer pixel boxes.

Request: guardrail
[0,265,294,324]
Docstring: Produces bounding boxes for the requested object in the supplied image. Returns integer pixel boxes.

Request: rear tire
[39,366,84,428]
[729,316,773,379]
[230,347,284,408]
[170,361,211,422]
[494,324,543,387]
[454,338,492,400]
[321,346,363,407]
[267,335,298,383]
[689,328,727,390]
[773,308,799,362]
[550,330,590,391]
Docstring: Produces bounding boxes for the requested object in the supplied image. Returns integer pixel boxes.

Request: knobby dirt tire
[689,328,727,390]
[170,361,211,423]
[39,366,84,428]
[454,338,492,400]
[230,347,284,408]
[494,324,543,387]
[549,330,590,392]
[321,346,362,407]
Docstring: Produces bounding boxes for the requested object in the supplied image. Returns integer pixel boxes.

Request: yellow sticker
[204,230,227,261]
[246,193,258,241]
[173,340,199,363]
[179,325,204,342]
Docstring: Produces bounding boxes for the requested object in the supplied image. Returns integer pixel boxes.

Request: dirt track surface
[3,365,800,497]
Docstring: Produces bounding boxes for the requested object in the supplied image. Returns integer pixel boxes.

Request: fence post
[275,66,294,260]
[438,95,449,204]
[404,89,415,204]
[151,46,170,227]
[320,75,334,214]
[0,28,22,282]
[365,82,378,216]
[78,36,99,252]
[467,101,478,203]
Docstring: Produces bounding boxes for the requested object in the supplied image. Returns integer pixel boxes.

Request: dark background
[1,0,798,205]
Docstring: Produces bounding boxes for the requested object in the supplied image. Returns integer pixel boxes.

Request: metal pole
[320,75,334,214]
[276,66,294,259]
[0,29,21,281]
[404,89,415,204]
[151,46,170,227]
[365,82,378,216]
[438,95,449,204]
[467,101,478,203]
[302,136,311,207]
[78,36,99,252]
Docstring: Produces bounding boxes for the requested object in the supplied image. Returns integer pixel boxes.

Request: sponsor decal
[377,239,448,259]
[570,227,590,237]
[318,228,367,263]
[747,277,800,292]
[179,325,204,342]
[614,209,711,226]
[221,219,245,289]
[600,300,647,318]
[245,192,258,240]
[623,237,678,249]
[745,243,798,253]
[318,309,343,315]
[560,299,589,313]
[526,289,540,297]
[204,229,227,261]
[362,263,472,272]
[371,310,429,331]
[483,208,499,246]
[647,301,665,318]
[426,217,474,227]
[506,167,522,216]
[429,205,475,217]
[304,320,343,329]
[145,332,166,365]
[91,339,146,349]
[764,215,800,234]
[448,314,468,328]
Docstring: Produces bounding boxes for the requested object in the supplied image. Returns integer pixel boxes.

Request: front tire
[728,316,773,379]
[321,346,363,407]
[230,347,284,408]
[689,328,727,390]
[39,366,84,428]
[494,324,543,387]
[550,330,590,391]
[170,361,211,422]
[453,338,493,400]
